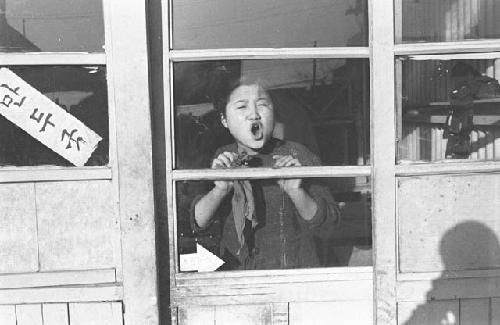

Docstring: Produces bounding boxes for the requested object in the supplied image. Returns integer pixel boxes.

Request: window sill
[396,160,500,176]
[172,266,373,306]
[0,166,112,183]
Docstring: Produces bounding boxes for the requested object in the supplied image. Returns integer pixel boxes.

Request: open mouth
[251,122,263,140]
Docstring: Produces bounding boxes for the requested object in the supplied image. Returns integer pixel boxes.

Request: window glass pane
[176,177,372,272]
[397,57,500,163]
[174,59,370,169]
[1,0,104,52]
[172,0,368,49]
[0,65,109,166]
[399,0,500,43]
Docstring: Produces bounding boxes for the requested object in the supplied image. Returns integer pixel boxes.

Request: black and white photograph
[0,0,500,324]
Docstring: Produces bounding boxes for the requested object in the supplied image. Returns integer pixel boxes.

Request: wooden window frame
[0,2,115,184]
[164,0,375,319]
[390,1,500,324]
[164,0,500,324]
[0,1,159,324]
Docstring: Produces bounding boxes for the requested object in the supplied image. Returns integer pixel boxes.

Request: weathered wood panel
[42,303,69,325]
[0,183,38,273]
[491,297,500,323]
[215,304,272,325]
[397,300,459,325]
[459,298,489,325]
[272,302,289,325]
[0,286,123,305]
[173,278,373,306]
[69,302,123,325]
[16,304,43,325]
[35,180,118,271]
[0,305,16,325]
[398,174,500,273]
[289,301,373,325]
[178,306,215,325]
[109,0,159,322]
[397,276,500,302]
[0,269,116,289]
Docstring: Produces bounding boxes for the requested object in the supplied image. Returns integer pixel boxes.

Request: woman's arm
[273,154,317,221]
[194,186,231,228]
[193,151,237,228]
[284,187,318,221]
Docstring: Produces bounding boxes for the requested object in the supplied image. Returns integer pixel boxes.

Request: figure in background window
[191,74,341,270]
[444,62,500,159]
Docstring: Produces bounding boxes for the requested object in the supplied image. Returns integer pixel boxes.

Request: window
[164,0,374,319]
[0,0,111,177]
[395,1,500,324]
[161,0,500,323]
[397,56,500,163]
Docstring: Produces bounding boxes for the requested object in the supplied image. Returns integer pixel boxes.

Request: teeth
[251,123,263,139]
[251,123,260,135]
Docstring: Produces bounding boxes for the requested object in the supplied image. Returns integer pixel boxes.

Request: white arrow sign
[180,243,224,272]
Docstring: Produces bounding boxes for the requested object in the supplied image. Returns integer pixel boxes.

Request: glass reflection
[400,0,500,43]
[398,58,500,162]
[1,0,104,52]
[174,59,370,169]
[172,0,368,49]
[177,177,372,272]
[0,66,108,166]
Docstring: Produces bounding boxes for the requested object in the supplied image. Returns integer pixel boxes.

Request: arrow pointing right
[180,243,224,272]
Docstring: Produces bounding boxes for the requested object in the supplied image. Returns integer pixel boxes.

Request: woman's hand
[211,152,237,193]
[273,154,302,192]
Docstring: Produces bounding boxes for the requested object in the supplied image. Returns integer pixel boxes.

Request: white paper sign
[0,68,102,166]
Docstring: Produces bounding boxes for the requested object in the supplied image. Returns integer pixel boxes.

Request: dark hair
[210,73,266,117]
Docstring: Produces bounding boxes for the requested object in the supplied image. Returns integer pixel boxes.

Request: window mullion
[371,0,397,324]
[172,166,371,181]
[0,53,106,65]
[169,47,370,61]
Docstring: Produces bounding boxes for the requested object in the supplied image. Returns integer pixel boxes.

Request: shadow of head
[440,221,500,271]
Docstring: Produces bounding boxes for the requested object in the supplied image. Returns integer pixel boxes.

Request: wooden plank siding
[69,302,123,325]
[0,302,123,325]
[0,183,38,273]
[398,173,500,273]
[0,305,16,325]
[15,304,43,325]
[35,180,118,271]
[398,297,500,325]
[289,301,373,325]
[42,304,69,325]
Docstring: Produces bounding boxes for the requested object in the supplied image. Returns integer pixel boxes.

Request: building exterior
[1,0,500,324]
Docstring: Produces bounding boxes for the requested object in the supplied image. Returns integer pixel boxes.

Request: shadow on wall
[402,221,500,325]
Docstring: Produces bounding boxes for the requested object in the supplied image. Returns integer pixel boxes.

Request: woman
[191,75,340,270]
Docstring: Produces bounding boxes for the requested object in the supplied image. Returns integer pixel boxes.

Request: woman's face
[221,83,274,154]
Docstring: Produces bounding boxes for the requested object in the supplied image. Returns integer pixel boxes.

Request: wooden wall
[396,173,500,325]
[0,302,123,325]
[176,301,373,325]
[0,180,124,324]
[0,180,120,274]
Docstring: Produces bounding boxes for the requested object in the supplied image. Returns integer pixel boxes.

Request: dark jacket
[191,139,340,270]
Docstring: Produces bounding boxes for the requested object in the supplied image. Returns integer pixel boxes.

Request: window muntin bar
[169,47,371,61]
[0,53,106,65]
